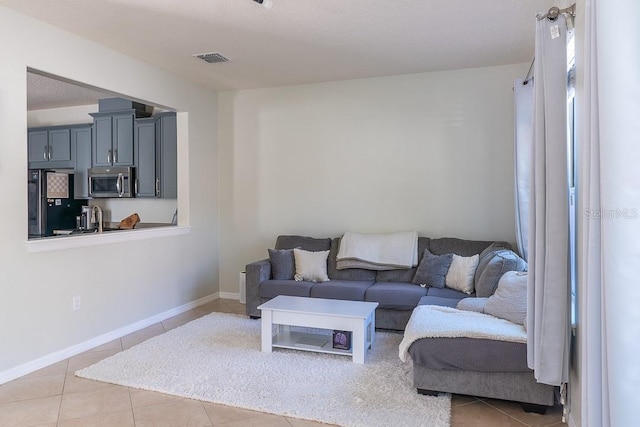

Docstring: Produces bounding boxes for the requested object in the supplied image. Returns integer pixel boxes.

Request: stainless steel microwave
[88,166,135,198]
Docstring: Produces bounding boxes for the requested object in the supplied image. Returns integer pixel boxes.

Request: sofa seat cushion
[417,296,460,308]
[309,280,374,301]
[407,337,529,372]
[259,280,314,298]
[365,282,428,310]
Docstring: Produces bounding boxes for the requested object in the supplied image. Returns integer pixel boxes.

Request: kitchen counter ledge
[25,225,191,253]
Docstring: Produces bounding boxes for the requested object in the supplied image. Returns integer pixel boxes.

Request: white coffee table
[257,295,379,363]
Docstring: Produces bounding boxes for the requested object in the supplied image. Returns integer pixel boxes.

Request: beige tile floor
[0,299,566,427]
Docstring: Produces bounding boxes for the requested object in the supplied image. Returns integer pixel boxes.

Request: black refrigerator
[28,169,84,238]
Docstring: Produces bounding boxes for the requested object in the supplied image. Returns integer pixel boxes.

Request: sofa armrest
[245,259,271,317]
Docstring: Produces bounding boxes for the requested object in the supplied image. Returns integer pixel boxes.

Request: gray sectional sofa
[245,234,556,411]
[245,234,523,330]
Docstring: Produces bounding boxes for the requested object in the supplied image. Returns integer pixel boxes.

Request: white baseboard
[0,293,219,385]
[219,291,240,300]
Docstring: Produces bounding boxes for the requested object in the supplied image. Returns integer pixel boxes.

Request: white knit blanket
[399,305,527,362]
[336,231,418,270]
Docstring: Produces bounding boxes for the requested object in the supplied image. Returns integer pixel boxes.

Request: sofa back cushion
[275,235,332,252]
[475,250,527,297]
[473,242,514,285]
[375,237,430,282]
[327,238,377,281]
[428,237,501,257]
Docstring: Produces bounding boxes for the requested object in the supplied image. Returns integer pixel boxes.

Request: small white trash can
[239,272,246,304]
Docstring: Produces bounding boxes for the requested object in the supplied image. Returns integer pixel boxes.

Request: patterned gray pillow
[411,249,453,288]
[268,248,295,280]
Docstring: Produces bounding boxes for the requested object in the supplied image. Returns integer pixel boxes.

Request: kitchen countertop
[44,222,174,238]
[26,225,191,253]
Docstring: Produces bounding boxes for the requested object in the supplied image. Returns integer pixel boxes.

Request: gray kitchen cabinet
[72,125,92,199]
[90,110,146,167]
[134,118,156,197]
[133,113,177,199]
[28,127,74,169]
[155,112,177,199]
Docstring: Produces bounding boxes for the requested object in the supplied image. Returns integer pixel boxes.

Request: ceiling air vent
[194,52,230,64]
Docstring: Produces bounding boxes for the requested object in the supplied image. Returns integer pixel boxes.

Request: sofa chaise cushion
[408,337,530,372]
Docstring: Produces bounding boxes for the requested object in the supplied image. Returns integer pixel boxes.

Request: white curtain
[514,79,533,261]
[525,14,570,386]
[578,1,640,426]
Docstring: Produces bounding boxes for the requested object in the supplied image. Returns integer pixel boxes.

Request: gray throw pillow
[474,242,511,286]
[475,250,527,297]
[411,249,453,288]
[268,248,295,280]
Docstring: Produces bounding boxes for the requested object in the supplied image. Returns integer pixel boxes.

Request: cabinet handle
[107,149,112,164]
[135,179,138,196]
[43,146,48,161]
[113,149,118,163]
[48,146,52,160]
[155,179,160,196]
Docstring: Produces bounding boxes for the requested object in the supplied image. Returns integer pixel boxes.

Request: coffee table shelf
[271,330,352,356]
[258,295,378,363]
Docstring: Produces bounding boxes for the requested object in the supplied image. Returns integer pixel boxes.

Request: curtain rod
[537,4,576,22]
[523,4,576,85]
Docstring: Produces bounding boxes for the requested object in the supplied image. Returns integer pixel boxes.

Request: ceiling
[1,0,557,110]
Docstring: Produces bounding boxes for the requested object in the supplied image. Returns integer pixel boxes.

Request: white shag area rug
[76,312,451,427]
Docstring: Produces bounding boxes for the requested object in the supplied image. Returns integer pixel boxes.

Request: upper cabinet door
[92,115,113,167]
[112,113,134,166]
[27,130,48,163]
[134,119,157,197]
[47,128,72,163]
[155,113,177,199]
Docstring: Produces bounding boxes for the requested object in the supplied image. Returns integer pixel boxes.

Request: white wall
[27,104,97,127]
[0,7,218,378]
[218,64,527,295]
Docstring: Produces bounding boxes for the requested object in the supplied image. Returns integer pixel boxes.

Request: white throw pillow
[445,254,479,294]
[293,248,330,282]
[484,271,528,325]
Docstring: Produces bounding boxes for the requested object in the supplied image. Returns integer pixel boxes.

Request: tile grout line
[480,400,531,426]
[55,358,70,426]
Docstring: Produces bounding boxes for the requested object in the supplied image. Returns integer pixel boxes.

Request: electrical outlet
[72,295,81,311]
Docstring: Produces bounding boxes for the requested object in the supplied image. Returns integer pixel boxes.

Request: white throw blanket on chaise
[337,231,419,270]
[399,305,527,362]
